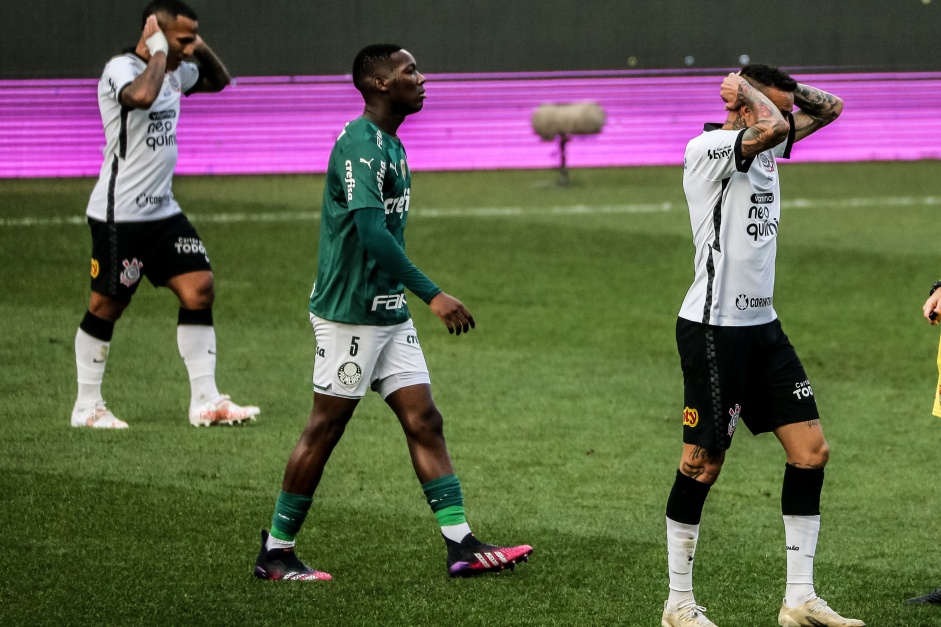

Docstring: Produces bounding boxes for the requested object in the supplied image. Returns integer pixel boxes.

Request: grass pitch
[2,162,941,626]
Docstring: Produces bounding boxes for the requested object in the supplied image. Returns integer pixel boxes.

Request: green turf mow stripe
[2,195,940,228]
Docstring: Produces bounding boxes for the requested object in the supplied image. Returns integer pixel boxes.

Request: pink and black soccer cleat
[446,533,533,577]
[253,530,332,581]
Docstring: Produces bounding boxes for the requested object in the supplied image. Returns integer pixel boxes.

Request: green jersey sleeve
[352,208,441,303]
[335,140,387,212]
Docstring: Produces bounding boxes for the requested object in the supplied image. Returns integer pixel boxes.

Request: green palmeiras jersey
[310,117,437,325]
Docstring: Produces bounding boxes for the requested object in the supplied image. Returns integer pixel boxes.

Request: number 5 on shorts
[350,336,360,357]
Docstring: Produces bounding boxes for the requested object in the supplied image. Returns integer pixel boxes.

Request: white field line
[1,196,939,228]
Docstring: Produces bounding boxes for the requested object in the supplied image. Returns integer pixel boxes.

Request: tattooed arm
[792,83,843,142]
[188,36,231,93]
[720,73,790,157]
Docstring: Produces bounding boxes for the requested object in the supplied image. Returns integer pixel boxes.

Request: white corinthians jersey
[86,53,200,223]
[679,119,795,326]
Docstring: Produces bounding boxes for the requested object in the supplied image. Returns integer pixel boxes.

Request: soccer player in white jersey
[252,44,532,581]
[661,65,862,627]
[71,0,259,429]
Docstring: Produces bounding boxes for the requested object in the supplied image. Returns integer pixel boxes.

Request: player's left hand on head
[429,292,476,336]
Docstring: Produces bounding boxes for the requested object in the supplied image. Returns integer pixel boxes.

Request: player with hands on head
[252,44,531,582]
[661,65,861,627]
[71,0,257,429]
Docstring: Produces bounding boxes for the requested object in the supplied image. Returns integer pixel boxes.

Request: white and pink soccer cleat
[189,394,259,427]
[70,401,129,429]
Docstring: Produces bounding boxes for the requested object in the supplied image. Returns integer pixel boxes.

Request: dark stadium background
[3,0,939,78]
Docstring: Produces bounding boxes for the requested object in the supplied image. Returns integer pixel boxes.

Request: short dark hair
[141,0,197,28]
[352,44,403,92]
[740,63,797,92]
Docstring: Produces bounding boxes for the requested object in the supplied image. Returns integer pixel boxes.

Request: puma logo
[359,158,374,169]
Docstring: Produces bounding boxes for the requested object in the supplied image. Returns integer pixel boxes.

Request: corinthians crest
[120,258,144,287]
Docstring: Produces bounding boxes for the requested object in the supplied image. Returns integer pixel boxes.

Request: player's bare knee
[88,293,130,322]
[303,410,350,444]
[680,446,725,484]
[401,405,444,440]
[792,439,829,469]
[189,277,215,308]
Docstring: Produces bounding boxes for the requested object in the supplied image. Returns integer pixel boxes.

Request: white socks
[666,517,700,610]
[664,514,820,610]
[74,328,108,409]
[265,534,295,551]
[783,514,820,607]
[441,522,472,543]
[177,324,220,407]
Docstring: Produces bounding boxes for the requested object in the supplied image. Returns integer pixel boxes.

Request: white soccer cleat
[189,394,259,427]
[778,597,865,627]
[71,401,129,429]
[662,601,718,627]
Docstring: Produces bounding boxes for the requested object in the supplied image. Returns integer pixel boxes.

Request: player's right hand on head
[141,15,168,57]
[429,292,476,336]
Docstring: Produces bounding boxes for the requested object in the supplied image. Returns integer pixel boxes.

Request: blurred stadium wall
[3,0,939,77]
[1,1,938,176]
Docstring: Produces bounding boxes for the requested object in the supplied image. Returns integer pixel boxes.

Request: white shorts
[310,314,430,399]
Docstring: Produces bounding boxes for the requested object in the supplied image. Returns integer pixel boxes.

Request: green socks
[422,474,466,525]
[422,474,473,542]
[270,490,313,542]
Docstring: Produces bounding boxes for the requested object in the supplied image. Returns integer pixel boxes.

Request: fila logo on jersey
[708,145,733,160]
[683,406,699,427]
[344,160,356,200]
[384,188,410,215]
[372,294,406,311]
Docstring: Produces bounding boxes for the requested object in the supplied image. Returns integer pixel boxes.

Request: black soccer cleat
[445,533,533,577]
[907,588,941,605]
[253,530,332,581]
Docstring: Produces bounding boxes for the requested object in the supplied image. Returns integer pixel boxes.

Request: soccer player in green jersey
[253,44,533,581]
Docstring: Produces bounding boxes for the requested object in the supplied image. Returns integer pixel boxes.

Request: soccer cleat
[661,601,718,627]
[445,533,533,577]
[189,394,259,426]
[70,401,128,429]
[778,597,865,627]
[253,530,331,581]
[907,588,941,605]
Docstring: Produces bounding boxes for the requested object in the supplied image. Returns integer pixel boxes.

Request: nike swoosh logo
[208,350,216,355]
[93,358,106,363]
[313,383,332,391]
